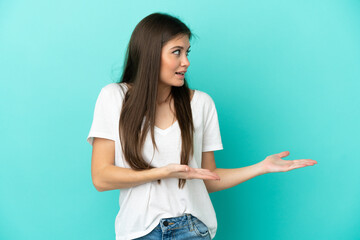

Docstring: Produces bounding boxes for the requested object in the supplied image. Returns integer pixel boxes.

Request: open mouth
[175,72,185,78]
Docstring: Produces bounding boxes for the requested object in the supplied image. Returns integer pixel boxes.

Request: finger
[193,168,219,176]
[171,164,190,172]
[290,165,306,171]
[193,168,213,173]
[192,170,220,180]
[287,164,306,170]
[294,159,317,165]
[190,168,216,176]
[181,166,212,172]
[181,167,220,180]
[194,173,220,180]
[194,170,220,178]
[289,162,314,170]
[276,151,290,158]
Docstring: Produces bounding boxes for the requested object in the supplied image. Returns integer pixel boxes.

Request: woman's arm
[91,138,220,192]
[202,152,264,193]
[94,166,166,192]
[202,151,317,194]
[91,138,165,191]
[204,164,264,193]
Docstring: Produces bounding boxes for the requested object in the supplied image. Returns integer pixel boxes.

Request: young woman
[87,12,317,240]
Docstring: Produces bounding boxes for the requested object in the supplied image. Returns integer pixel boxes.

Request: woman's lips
[175,72,185,78]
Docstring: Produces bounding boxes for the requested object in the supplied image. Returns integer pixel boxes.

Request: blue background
[1,0,359,239]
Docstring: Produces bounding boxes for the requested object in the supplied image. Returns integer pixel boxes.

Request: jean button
[163,221,169,226]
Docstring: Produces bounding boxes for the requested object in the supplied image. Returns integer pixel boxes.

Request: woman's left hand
[259,151,318,174]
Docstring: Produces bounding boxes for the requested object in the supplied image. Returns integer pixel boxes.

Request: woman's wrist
[152,166,170,180]
[253,161,267,176]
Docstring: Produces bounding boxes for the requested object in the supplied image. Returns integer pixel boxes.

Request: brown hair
[116,12,197,189]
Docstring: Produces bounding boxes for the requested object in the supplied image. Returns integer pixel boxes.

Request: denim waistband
[159,213,193,232]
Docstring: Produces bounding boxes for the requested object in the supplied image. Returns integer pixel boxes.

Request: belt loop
[186,213,194,231]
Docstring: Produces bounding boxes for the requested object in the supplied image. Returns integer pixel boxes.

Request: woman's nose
[181,56,190,67]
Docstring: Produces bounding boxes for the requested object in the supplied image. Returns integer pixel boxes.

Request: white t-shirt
[87,83,223,240]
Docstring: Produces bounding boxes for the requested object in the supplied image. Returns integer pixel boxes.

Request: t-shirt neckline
[155,91,197,135]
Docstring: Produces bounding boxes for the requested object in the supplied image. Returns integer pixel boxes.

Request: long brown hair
[116,13,196,189]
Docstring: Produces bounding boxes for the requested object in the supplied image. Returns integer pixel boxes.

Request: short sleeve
[87,86,120,146]
[202,95,223,152]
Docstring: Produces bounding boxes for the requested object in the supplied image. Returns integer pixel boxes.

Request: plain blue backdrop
[1,0,359,239]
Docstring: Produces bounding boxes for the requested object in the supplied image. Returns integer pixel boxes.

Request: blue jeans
[133,213,211,240]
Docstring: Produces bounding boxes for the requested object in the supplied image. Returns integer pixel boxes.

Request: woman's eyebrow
[170,45,191,50]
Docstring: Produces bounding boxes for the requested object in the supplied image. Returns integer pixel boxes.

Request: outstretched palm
[260,151,317,174]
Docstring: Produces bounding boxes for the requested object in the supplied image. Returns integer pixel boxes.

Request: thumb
[276,151,290,158]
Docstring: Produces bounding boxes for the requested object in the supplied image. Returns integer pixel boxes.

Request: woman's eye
[173,49,191,56]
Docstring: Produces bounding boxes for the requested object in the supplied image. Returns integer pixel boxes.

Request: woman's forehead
[164,35,190,49]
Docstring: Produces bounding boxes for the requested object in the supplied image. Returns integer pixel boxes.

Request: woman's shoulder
[100,82,119,90]
[193,89,215,106]
[100,82,129,99]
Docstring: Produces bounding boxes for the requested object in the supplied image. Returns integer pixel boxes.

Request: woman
[87,12,317,240]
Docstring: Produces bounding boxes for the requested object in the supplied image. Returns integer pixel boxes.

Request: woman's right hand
[161,163,220,180]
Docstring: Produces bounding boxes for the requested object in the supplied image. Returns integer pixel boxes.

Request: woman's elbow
[92,176,107,192]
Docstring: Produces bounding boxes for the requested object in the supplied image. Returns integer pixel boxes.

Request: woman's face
[159,34,191,87]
